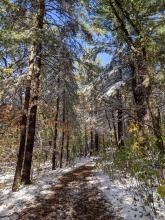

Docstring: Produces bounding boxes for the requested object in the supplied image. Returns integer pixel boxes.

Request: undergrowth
[97,133,165,217]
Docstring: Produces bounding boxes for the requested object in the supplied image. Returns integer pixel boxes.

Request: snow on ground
[0,174,14,186]
[0,157,92,219]
[94,170,165,220]
[1,156,165,220]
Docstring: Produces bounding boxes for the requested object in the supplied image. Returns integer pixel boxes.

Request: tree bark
[84,125,88,156]
[109,1,134,47]
[22,0,45,184]
[117,90,124,148]
[66,125,70,162]
[52,79,60,170]
[12,45,35,191]
[95,130,99,152]
[130,60,147,124]
[60,90,66,168]
[110,0,150,130]
[111,110,118,148]
[114,0,140,36]
[90,128,94,155]
[102,133,105,152]
[105,109,112,145]
[66,108,70,162]
[148,105,164,154]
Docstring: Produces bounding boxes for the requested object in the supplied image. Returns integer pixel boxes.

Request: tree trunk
[90,128,94,155]
[102,133,105,152]
[117,90,124,148]
[95,130,99,152]
[66,127,70,162]
[110,0,151,137]
[111,110,118,147]
[52,80,60,170]
[105,110,112,145]
[60,90,66,168]
[84,125,88,156]
[22,0,45,184]
[130,61,147,125]
[65,107,70,162]
[149,105,164,154]
[12,45,35,192]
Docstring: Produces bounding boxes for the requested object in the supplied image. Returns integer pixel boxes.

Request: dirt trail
[17,164,120,220]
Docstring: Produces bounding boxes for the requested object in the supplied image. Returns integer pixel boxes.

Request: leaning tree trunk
[12,45,35,192]
[22,0,45,184]
[52,79,60,170]
[60,90,66,168]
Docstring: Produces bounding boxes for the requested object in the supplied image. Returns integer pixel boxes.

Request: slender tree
[12,45,35,191]
[60,90,66,168]
[52,78,60,170]
[84,125,88,156]
[66,122,70,162]
[22,0,45,184]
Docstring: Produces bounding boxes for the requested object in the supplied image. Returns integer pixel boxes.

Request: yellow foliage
[128,123,139,133]
[0,67,13,75]
[131,141,139,151]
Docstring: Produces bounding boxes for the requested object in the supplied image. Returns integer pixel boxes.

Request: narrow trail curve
[18,164,121,220]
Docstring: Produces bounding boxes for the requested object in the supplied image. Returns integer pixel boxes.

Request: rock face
[15,165,121,220]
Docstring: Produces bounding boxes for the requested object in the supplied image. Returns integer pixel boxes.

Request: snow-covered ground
[94,171,165,220]
[1,156,165,220]
[0,157,92,219]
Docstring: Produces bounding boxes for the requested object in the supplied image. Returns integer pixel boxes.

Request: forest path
[17,164,120,220]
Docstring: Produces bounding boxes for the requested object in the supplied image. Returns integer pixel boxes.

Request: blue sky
[97,52,112,66]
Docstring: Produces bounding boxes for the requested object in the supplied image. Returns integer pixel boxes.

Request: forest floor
[16,164,119,220]
[0,160,120,220]
[1,158,165,220]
